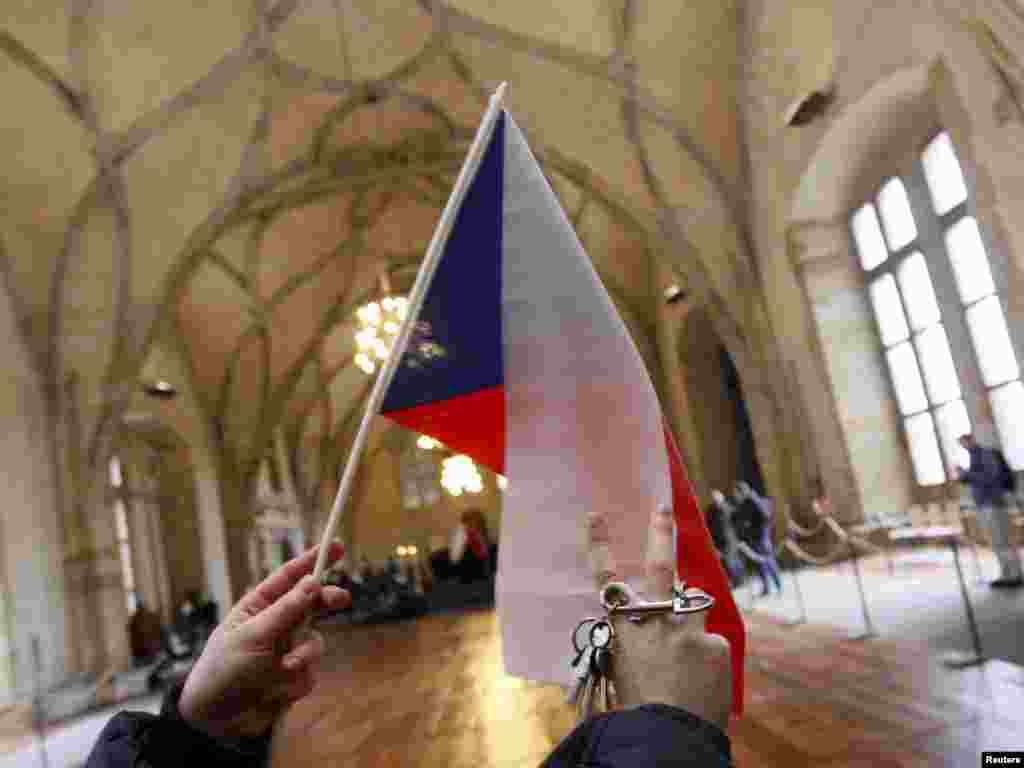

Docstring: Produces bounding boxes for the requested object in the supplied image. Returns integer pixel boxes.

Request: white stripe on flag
[497,115,672,685]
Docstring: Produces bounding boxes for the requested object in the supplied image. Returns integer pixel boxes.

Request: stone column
[652,264,709,500]
[65,482,132,680]
[791,221,915,522]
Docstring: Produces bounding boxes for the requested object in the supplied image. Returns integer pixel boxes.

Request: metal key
[567,617,617,717]
[589,620,614,650]
[566,644,594,706]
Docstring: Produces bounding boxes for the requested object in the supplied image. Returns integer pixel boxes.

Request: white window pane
[935,399,971,471]
[922,132,968,215]
[120,541,135,590]
[991,381,1024,470]
[869,274,909,346]
[109,456,123,487]
[886,342,929,415]
[914,324,961,404]
[966,295,1020,387]
[877,178,918,251]
[114,500,129,541]
[905,412,947,486]
[945,217,995,304]
[897,252,941,331]
[851,204,888,270]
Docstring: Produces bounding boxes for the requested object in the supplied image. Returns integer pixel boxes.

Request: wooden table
[887,525,984,667]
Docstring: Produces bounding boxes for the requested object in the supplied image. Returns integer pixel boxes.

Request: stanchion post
[31,635,49,768]
[848,544,877,641]
[744,563,756,612]
[786,564,808,626]
[941,538,985,668]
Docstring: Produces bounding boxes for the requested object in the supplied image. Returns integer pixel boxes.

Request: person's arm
[541,704,731,768]
[960,451,982,485]
[85,544,349,768]
[85,680,272,768]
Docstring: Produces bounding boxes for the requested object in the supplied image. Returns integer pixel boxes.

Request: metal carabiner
[600,581,715,618]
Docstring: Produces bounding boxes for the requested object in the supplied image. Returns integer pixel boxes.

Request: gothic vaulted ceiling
[1,0,748,497]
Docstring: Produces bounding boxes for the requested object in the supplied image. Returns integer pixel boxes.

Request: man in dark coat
[86,543,735,767]
[732,483,782,596]
[958,433,1023,587]
[707,490,744,587]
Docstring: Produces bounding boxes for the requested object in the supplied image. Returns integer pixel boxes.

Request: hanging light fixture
[441,454,483,497]
[417,435,441,450]
[353,296,409,375]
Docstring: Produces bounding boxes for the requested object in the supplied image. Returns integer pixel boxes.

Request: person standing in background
[733,483,782,596]
[958,432,1023,588]
[706,490,744,587]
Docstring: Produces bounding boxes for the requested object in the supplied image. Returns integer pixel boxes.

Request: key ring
[572,617,602,654]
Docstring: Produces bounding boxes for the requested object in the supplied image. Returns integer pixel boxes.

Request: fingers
[245,575,320,644]
[319,586,351,612]
[282,630,325,672]
[588,513,619,590]
[238,543,343,616]
[645,505,676,600]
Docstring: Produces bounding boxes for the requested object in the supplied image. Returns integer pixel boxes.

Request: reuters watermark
[983,753,1024,765]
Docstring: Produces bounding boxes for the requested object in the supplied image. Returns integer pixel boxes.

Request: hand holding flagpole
[309,82,508,585]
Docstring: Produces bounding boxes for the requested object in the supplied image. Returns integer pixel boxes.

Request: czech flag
[380,109,745,713]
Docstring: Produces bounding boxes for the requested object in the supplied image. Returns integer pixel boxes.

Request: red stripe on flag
[664,426,746,715]
[384,386,505,475]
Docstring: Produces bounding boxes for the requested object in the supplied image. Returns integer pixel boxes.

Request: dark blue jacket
[86,683,732,767]
[961,444,1005,508]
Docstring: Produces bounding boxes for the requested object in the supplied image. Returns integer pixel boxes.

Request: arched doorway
[720,347,765,494]
[681,308,764,498]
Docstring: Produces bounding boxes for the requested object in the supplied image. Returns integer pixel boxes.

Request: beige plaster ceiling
[0,0,749,494]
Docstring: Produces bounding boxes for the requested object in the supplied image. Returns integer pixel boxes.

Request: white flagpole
[310,82,508,582]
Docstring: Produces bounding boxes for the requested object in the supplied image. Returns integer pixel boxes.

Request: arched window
[109,456,137,612]
[400,445,439,510]
[851,131,1023,485]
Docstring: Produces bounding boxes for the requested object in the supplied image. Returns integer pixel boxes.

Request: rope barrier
[711,494,886,571]
[823,517,881,554]
[784,538,851,566]
[736,541,770,564]
[786,515,827,539]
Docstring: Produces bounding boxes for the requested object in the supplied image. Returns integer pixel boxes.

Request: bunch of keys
[566,580,715,722]
[567,616,617,720]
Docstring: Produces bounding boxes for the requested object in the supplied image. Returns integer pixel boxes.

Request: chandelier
[416,435,441,450]
[441,454,483,496]
[419,435,507,492]
[353,296,409,375]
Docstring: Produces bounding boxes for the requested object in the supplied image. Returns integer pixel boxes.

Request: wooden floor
[272,609,1024,767]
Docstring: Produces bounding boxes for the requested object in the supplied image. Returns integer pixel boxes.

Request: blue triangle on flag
[381,114,505,415]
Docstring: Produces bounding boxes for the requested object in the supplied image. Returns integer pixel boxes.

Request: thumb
[244,575,319,647]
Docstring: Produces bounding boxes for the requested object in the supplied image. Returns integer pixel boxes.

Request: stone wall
[0,273,67,698]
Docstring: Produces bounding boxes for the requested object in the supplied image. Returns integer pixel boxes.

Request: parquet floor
[272,609,1024,767]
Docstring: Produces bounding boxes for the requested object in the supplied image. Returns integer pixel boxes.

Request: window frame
[110,456,138,614]
[851,134,972,487]
[851,128,1024,487]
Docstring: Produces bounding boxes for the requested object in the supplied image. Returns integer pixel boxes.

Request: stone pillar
[652,264,709,500]
[65,481,132,680]
[128,491,173,624]
[791,221,914,522]
[0,278,69,694]
[192,461,234,614]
